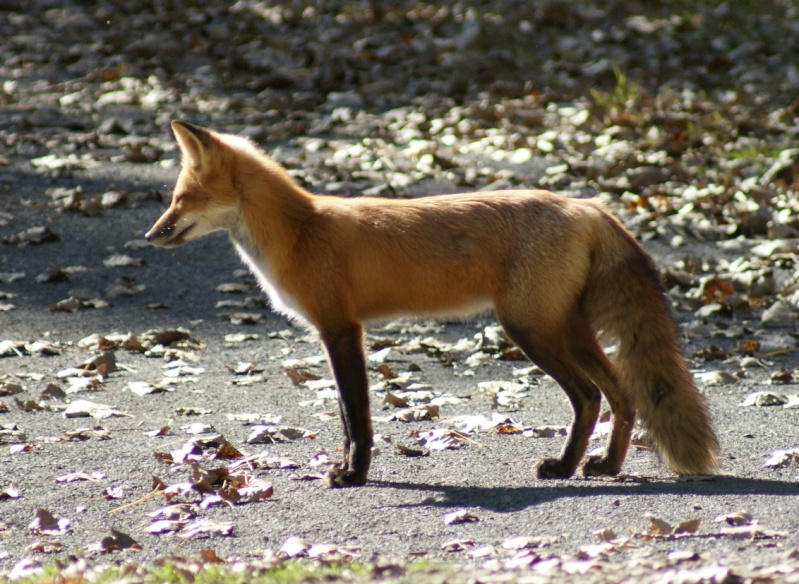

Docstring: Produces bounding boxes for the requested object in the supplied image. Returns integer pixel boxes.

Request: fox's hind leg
[565,312,635,476]
[497,314,602,479]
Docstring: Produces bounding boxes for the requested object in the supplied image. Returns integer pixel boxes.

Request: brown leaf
[647,514,674,535]
[14,398,44,412]
[701,277,735,306]
[145,426,171,438]
[495,423,523,434]
[714,510,753,526]
[284,368,322,385]
[29,508,70,535]
[529,425,568,438]
[416,428,470,450]
[441,539,476,552]
[149,503,198,521]
[56,470,104,483]
[200,491,237,509]
[147,519,188,534]
[147,328,192,346]
[396,444,428,457]
[190,462,231,490]
[24,540,64,554]
[0,383,23,397]
[9,443,33,454]
[719,524,787,540]
[40,384,66,400]
[199,548,225,563]
[215,441,244,460]
[178,519,234,539]
[104,486,125,500]
[384,391,408,407]
[0,483,20,500]
[245,425,315,444]
[377,363,398,379]
[593,528,617,542]
[763,448,799,468]
[444,509,480,525]
[61,429,91,442]
[154,451,174,464]
[503,535,558,550]
[278,536,309,558]
[175,407,212,416]
[237,479,274,503]
[675,518,701,534]
[81,351,118,377]
[88,529,142,553]
[392,404,439,422]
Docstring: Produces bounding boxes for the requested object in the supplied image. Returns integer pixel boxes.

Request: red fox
[146,121,720,487]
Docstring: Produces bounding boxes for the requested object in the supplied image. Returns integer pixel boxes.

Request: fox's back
[309,190,609,321]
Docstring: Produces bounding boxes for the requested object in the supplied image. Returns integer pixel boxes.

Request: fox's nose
[145,221,174,242]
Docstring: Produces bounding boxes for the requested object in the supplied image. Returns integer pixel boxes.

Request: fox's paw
[535,458,575,479]
[323,464,368,488]
[581,456,622,477]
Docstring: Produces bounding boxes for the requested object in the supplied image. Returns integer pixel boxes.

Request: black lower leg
[321,324,373,488]
[536,375,601,478]
[500,320,601,479]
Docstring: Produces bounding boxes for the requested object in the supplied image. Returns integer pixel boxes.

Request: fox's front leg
[320,323,373,488]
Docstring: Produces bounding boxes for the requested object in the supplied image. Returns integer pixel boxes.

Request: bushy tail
[586,217,720,475]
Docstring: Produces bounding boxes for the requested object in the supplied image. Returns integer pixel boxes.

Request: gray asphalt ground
[1,155,798,576]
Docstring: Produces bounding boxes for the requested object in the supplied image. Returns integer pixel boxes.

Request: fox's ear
[171,121,214,166]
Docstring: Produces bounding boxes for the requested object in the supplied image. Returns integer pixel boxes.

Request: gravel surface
[2,2,799,581]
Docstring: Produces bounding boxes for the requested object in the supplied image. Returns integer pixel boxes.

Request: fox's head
[145,121,240,248]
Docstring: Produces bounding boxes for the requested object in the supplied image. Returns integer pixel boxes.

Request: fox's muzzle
[145,212,193,248]
[145,223,171,243]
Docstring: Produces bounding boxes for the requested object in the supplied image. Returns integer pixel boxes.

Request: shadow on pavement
[374,475,799,513]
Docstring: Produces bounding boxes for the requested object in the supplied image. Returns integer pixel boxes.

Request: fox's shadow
[371,476,799,513]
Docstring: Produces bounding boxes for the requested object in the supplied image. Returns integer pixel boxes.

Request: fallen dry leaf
[87,529,142,553]
[647,514,674,535]
[392,404,440,422]
[278,536,309,559]
[441,539,476,553]
[103,254,145,268]
[29,508,70,536]
[237,479,274,503]
[763,448,799,468]
[64,399,125,419]
[0,483,21,500]
[3,226,59,246]
[177,520,233,540]
[444,509,480,525]
[714,511,754,526]
[741,391,789,407]
[396,444,428,457]
[56,470,105,483]
[414,428,471,450]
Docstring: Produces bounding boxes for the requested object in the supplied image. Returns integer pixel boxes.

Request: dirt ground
[2,2,799,581]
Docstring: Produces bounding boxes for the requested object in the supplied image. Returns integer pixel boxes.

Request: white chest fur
[232,238,309,327]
